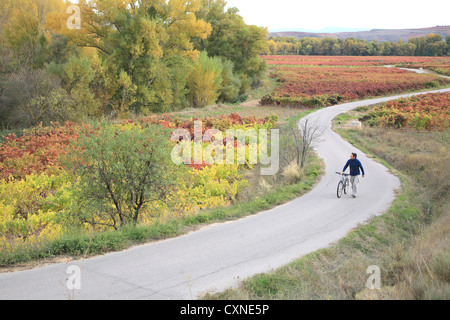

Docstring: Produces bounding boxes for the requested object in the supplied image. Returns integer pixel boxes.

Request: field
[166,99,301,124]
[261,56,450,107]
[362,92,450,130]
[0,107,326,268]
[0,115,276,250]
[396,59,450,76]
[262,55,450,67]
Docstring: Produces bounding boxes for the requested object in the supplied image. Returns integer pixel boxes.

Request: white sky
[224,0,450,32]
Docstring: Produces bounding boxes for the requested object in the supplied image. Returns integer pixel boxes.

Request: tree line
[0,0,268,129]
[265,33,450,56]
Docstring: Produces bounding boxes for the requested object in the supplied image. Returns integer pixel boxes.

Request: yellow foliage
[0,172,70,249]
[141,164,248,221]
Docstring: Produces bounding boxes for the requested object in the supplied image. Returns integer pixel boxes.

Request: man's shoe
[352,195,356,198]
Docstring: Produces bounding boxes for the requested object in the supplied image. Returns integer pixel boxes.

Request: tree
[382,41,393,56]
[280,116,324,169]
[187,51,222,108]
[331,43,343,56]
[409,36,426,56]
[2,0,67,67]
[341,38,354,55]
[47,0,212,113]
[318,37,338,55]
[265,33,448,57]
[218,58,241,103]
[195,0,267,92]
[446,35,450,55]
[297,117,325,168]
[1,68,76,127]
[61,55,103,117]
[65,120,184,229]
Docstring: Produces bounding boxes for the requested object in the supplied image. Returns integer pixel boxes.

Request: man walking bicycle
[341,152,365,198]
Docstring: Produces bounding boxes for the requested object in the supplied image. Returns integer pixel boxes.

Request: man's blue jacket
[343,159,365,176]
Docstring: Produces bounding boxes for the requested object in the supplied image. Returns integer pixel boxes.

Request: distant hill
[268,26,450,42]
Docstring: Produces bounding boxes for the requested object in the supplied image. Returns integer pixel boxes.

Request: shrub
[63,120,185,229]
[218,59,241,103]
[187,51,223,108]
[282,161,304,184]
[0,172,70,249]
[363,92,450,130]
[0,122,79,181]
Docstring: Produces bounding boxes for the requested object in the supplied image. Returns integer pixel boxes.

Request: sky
[224,0,450,32]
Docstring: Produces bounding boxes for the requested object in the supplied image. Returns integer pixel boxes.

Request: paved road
[1,88,449,300]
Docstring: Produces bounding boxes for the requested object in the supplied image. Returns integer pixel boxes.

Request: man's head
[351,153,357,160]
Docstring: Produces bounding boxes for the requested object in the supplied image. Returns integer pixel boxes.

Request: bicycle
[336,172,350,198]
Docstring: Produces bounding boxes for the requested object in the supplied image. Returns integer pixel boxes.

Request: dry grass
[166,99,308,124]
[345,128,449,202]
[282,161,305,184]
[328,127,450,299]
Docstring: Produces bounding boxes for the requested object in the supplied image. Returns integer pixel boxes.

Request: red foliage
[0,122,80,180]
[262,55,450,67]
[139,113,271,140]
[380,92,450,130]
[0,114,274,180]
[260,56,450,106]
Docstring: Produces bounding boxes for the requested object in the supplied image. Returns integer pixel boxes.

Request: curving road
[0,87,449,300]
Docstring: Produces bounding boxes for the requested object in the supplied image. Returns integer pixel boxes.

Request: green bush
[63,120,185,229]
[218,59,241,103]
[187,51,223,108]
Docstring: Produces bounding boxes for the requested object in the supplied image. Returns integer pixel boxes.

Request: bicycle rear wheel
[337,181,344,198]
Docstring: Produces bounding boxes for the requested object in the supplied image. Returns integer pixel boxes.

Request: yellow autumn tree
[1,0,67,66]
[187,51,223,108]
[1,0,66,38]
[46,0,212,113]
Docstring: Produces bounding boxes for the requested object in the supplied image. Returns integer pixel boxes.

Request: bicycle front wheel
[337,181,344,198]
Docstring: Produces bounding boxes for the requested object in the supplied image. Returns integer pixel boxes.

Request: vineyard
[0,114,277,250]
[261,56,450,107]
[363,92,450,130]
[262,55,450,67]
[398,62,450,76]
